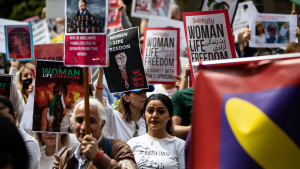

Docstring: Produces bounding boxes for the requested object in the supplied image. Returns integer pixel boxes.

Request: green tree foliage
[0,0,45,21]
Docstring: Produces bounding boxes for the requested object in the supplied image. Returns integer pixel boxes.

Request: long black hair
[143,94,174,135]
[52,83,68,132]
[255,23,265,36]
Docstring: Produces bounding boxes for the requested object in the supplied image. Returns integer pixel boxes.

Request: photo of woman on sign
[7,27,32,60]
[40,83,72,133]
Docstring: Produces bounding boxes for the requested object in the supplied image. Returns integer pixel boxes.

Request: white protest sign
[232,1,258,43]
[249,14,298,48]
[148,16,186,56]
[0,18,27,54]
[46,0,65,18]
[32,19,51,44]
[143,28,180,84]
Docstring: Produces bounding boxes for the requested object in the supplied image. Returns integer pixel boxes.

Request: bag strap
[103,138,112,158]
[68,144,79,158]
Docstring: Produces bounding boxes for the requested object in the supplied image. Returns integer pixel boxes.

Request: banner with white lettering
[232,1,258,42]
[131,0,173,19]
[143,27,180,84]
[199,0,238,23]
[183,10,236,84]
[32,19,51,45]
[0,75,12,99]
[4,25,34,61]
[64,0,108,67]
[33,60,84,133]
[249,13,298,48]
[148,16,186,57]
[104,27,148,93]
[108,0,121,29]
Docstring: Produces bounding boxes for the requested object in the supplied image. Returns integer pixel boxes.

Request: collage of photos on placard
[66,0,106,34]
[132,0,172,18]
[255,21,290,44]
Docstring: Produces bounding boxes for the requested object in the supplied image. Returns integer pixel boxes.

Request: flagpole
[83,67,91,135]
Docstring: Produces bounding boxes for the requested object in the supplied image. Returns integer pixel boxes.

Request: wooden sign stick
[83,67,91,135]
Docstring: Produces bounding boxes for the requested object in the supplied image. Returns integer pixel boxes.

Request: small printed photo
[133,0,172,18]
[255,21,266,44]
[135,0,152,15]
[277,22,290,44]
[66,0,106,34]
[265,21,278,44]
[5,25,33,61]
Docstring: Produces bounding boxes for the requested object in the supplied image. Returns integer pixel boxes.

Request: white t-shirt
[127,134,185,169]
[147,84,177,98]
[255,34,266,43]
[279,27,288,37]
[18,127,40,169]
[40,146,68,169]
[104,98,147,142]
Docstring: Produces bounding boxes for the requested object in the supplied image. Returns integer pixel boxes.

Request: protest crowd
[1,0,300,169]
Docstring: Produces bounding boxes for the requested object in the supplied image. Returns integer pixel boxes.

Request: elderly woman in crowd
[95,68,155,142]
[127,94,185,169]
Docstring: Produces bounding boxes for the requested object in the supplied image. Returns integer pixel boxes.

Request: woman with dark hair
[41,83,71,132]
[127,94,185,169]
[255,22,266,44]
[7,27,31,59]
[95,68,154,142]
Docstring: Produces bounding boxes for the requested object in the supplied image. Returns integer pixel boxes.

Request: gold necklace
[147,135,159,145]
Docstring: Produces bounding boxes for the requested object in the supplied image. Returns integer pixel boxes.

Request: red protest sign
[108,0,121,29]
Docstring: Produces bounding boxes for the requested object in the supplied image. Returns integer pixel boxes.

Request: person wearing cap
[95,68,154,142]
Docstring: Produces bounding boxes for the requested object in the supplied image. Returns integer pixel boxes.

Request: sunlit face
[284,23,288,29]
[145,100,170,132]
[124,90,147,110]
[41,133,62,147]
[257,24,263,33]
[74,104,103,143]
[171,6,180,20]
[21,68,33,83]
[268,25,277,38]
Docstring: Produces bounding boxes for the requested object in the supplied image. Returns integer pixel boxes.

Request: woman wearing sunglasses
[127,94,185,169]
[95,68,154,142]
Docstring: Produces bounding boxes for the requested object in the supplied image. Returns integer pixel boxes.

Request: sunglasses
[268,29,276,32]
[133,123,139,137]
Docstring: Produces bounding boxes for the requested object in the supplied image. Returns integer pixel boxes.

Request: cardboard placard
[199,0,238,23]
[249,13,298,48]
[34,43,92,84]
[64,0,108,67]
[104,27,148,93]
[108,0,121,29]
[32,19,51,45]
[32,60,84,133]
[4,25,34,61]
[143,27,180,84]
[0,75,12,99]
[131,0,173,19]
[232,1,258,43]
[182,10,236,84]
[148,16,186,57]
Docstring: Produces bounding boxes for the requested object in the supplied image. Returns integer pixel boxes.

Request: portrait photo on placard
[66,0,106,34]
[131,0,173,19]
[4,25,34,61]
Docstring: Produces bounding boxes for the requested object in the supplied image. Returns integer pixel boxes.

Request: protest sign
[108,0,121,29]
[46,0,65,18]
[4,25,34,61]
[249,14,297,48]
[104,27,148,93]
[148,16,186,56]
[232,1,258,42]
[64,0,108,67]
[32,19,51,45]
[200,0,238,23]
[0,75,12,99]
[131,0,173,19]
[183,10,236,83]
[34,43,92,84]
[23,16,41,25]
[0,18,27,54]
[143,27,180,84]
[32,60,84,133]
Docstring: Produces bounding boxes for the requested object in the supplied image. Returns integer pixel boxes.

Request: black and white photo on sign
[232,1,258,43]
[131,0,173,19]
[104,27,148,93]
[148,16,186,57]
[65,0,107,34]
[249,14,298,48]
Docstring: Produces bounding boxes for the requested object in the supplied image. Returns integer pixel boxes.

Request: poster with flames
[108,0,121,29]
[104,27,148,93]
[32,60,84,133]
[0,75,12,99]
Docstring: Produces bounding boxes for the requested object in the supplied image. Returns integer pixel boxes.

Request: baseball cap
[118,84,155,97]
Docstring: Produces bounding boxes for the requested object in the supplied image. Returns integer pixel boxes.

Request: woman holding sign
[127,94,185,169]
[95,68,154,142]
